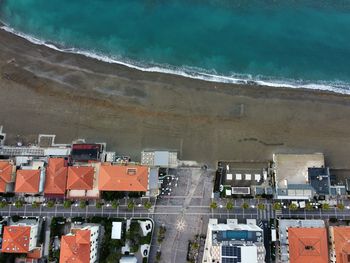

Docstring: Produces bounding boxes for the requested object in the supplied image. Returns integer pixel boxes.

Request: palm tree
[63,200,72,209]
[144,201,152,210]
[0,201,8,208]
[257,203,265,210]
[289,203,298,210]
[337,203,345,210]
[210,202,217,209]
[226,201,233,210]
[111,200,119,209]
[322,203,330,210]
[272,202,282,210]
[127,200,135,210]
[79,201,87,209]
[15,200,23,208]
[241,202,249,209]
[47,200,55,208]
[32,201,40,208]
[305,203,313,211]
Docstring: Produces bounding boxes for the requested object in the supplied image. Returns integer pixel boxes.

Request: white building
[202,219,265,263]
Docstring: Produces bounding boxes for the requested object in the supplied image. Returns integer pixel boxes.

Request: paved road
[1,202,349,220]
[1,167,349,263]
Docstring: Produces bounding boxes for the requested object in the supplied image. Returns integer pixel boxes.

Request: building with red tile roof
[67,166,94,190]
[1,224,39,254]
[329,226,350,263]
[288,227,328,263]
[0,160,14,193]
[15,169,41,194]
[44,158,68,196]
[60,225,100,263]
[98,164,149,192]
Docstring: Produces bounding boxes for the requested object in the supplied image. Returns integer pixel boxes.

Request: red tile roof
[332,226,350,263]
[44,158,68,195]
[98,164,149,192]
[60,230,91,263]
[0,161,13,193]
[15,169,41,193]
[288,227,328,263]
[1,226,31,253]
[67,166,94,190]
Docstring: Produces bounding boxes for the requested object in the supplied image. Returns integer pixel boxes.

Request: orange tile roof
[332,226,350,263]
[67,166,94,190]
[44,158,68,195]
[98,164,149,192]
[1,226,31,253]
[288,227,328,263]
[60,230,91,263]
[15,169,41,193]
[0,161,13,193]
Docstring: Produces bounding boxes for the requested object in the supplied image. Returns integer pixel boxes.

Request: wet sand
[0,29,350,167]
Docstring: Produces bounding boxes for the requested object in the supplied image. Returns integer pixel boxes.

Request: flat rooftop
[218,161,269,188]
[274,153,325,188]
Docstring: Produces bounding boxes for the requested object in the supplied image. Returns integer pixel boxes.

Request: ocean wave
[1,24,350,95]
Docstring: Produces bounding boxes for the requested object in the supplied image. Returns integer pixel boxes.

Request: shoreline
[1,27,350,168]
[1,24,349,96]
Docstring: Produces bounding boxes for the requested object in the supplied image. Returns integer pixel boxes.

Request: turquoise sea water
[1,0,350,93]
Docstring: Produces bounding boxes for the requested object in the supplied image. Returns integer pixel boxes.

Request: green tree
[96,202,102,209]
[127,200,135,210]
[32,201,40,208]
[337,203,345,210]
[63,200,72,209]
[47,200,55,208]
[80,201,87,209]
[226,201,233,210]
[241,202,249,209]
[0,201,8,208]
[257,203,265,210]
[305,203,313,211]
[210,201,217,209]
[322,203,330,210]
[144,201,152,210]
[272,202,282,210]
[15,200,23,208]
[111,200,119,209]
[289,203,298,210]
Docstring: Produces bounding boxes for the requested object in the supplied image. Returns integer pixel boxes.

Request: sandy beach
[0,29,350,168]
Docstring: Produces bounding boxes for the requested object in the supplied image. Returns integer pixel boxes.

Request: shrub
[226,201,233,210]
[96,202,102,209]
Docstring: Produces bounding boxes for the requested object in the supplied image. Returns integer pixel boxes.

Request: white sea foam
[1,24,350,95]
